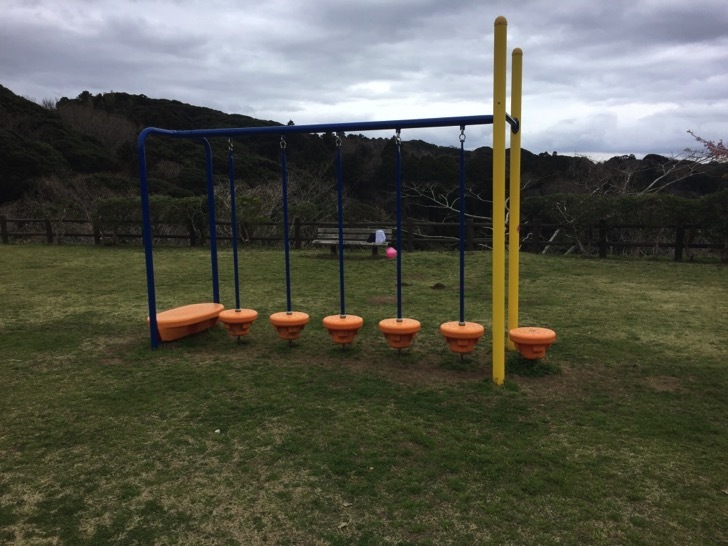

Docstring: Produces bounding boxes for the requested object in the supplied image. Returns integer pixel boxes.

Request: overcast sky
[2,0,726,159]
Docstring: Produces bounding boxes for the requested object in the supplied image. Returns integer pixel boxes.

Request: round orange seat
[378,318,421,350]
[323,314,364,347]
[269,311,310,341]
[440,321,485,354]
[219,308,258,338]
[508,327,557,359]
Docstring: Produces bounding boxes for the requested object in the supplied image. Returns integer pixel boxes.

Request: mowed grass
[0,245,726,545]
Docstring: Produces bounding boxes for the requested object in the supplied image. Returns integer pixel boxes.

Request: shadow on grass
[506,352,562,377]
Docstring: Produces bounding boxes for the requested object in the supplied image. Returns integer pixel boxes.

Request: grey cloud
[1,0,725,158]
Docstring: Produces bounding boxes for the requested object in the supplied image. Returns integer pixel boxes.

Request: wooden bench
[311,227,392,255]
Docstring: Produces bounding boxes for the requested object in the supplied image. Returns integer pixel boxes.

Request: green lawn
[0,245,726,544]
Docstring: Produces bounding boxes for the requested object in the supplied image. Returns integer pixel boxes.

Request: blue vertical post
[202,139,220,304]
[395,130,403,321]
[335,135,346,317]
[280,137,293,313]
[459,127,466,325]
[138,136,160,348]
[228,139,241,310]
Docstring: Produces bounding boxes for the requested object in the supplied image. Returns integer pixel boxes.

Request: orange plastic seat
[508,327,557,359]
[378,318,421,350]
[323,314,364,347]
[440,321,485,354]
[269,311,310,341]
[219,308,258,338]
[147,302,225,342]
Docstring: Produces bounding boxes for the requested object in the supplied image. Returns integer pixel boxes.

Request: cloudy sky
[2,0,726,159]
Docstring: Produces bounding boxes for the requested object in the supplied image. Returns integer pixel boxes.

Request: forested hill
[1,84,725,224]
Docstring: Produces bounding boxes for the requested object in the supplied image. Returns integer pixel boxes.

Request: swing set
[138,17,556,384]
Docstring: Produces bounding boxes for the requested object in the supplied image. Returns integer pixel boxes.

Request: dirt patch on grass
[509,363,609,401]
[324,350,490,387]
[368,295,397,306]
[643,376,682,392]
[98,357,127,366]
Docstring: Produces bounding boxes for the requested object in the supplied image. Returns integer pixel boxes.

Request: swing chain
[335,133,342,148]
[459,125,466,143]
[395,129,401,146]
[228,138,233,151]
[280,135,287,150]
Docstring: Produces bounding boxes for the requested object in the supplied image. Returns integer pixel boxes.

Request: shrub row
[522,191,728,237]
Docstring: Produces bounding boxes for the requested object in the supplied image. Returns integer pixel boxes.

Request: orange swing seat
[269,311,310,341]
[440,321,485,354]
[147,302,225,342]
[378,317,421,350]
[508,327,557,359]
[323,314,364,347]
[219,308,258,338]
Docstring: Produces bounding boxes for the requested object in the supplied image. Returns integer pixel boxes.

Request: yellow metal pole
[492,16,507,385]
[507,48,523,350]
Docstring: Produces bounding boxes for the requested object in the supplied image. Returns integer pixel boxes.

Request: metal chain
[335,133,342,147]
[280,135,286,149]
[459,126,466,143]
[395,129,402,146]
[228,137,233,151]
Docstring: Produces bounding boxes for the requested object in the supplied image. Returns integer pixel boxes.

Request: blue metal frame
[138,114,519,348]
[458,129,467,325]
[203,139,221,306]
[335,138,347,317]
[280,139,293,314]
[228,141,241,310]
[394,132,403,321]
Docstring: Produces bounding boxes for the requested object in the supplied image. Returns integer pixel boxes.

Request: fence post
[294,217,302,250]
[528,220,540,253]
[0,215,7,244]
[466,217,475,251]
[674,225,684,262]
[45,219,53,244]
[93,222,101,245]
[598,221,608,258]
[406,218,415,251]
[187,222,197,246]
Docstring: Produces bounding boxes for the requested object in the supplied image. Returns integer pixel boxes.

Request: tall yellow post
[492,16,507,385]
[507,48,523,350]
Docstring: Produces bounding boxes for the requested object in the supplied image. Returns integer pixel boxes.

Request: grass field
[1,245,726,544]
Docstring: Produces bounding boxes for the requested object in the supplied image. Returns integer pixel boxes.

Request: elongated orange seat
[147,302,224,342]
[508,327,557,359]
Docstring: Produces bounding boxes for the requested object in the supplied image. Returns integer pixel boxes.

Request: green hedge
[522,192,726,235]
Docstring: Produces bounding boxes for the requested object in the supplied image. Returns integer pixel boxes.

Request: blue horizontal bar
[138,114,518,146]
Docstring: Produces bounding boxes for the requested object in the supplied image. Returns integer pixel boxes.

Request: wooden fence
[1,215,724,262]
[524,219,725,262]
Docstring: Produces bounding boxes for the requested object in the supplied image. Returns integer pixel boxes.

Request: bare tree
[687,130,727,162]
[402,182,492,222]
[567,150,712,197]
[56,102,138,152]
[401,177,539,248]
[40,97,57,110]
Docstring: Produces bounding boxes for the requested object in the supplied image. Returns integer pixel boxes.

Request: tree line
[1,84,726,255]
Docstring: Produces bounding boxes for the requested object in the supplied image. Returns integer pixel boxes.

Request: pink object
[386,247,397,259]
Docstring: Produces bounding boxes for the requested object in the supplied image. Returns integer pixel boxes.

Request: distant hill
[1,85,725,223]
